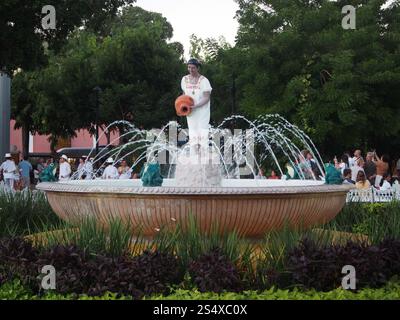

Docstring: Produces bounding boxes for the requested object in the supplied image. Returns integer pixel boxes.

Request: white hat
[5,153,11,158]
[106,157,114,164]
[61,155,68,161]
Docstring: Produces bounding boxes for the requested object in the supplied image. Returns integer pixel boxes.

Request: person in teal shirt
[18,156,33,188]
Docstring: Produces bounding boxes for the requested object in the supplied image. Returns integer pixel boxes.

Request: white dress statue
[176,59,221,187]
[180,59,212,148]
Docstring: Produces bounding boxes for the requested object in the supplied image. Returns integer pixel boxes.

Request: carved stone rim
[36,182,354,195]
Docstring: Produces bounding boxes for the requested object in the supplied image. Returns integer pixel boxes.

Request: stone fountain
[37,115,352,239]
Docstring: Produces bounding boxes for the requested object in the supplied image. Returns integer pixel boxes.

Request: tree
[32,32,101,148]
[95,25,184,132]
[30,7,184,146]
[6,0,136,154]
[233,0,400,157]
[1,0,137,73]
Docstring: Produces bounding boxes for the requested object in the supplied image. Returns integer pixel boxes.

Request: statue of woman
[180,58,212,148]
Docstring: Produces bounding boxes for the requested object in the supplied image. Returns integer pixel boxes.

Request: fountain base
[37,180,353,239]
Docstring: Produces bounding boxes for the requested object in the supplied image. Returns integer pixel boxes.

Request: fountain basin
[37,180,353,238]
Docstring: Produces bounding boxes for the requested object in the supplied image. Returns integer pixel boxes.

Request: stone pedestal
[175,145,223,187]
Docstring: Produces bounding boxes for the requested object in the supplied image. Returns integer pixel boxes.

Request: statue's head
[187,58,201,74]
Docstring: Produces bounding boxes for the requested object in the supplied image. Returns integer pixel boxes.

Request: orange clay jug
[175,95,194,116]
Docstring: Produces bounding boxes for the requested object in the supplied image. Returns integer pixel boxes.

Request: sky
[135,0,240,57]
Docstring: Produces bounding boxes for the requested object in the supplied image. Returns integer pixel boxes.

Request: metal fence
[346,185,400,203]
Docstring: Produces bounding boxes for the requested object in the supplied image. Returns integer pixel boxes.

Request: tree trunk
[106,130,111,145]
[118,124,125,145]
[50,136,58,155]
[21,124,30,158]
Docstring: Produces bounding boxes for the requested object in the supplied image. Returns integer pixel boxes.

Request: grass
[153,215,254,270]
[327,201,400,244]
[0,189,60,237]
[258,225,335,271]
[33,216,149,257]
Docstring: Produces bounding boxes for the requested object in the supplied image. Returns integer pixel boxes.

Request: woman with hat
[180,58,212,148]
[58,154,72,181]
[0,153,17,190]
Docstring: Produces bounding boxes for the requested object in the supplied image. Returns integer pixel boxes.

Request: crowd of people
[2,149,400,192]
[254,149,400,191]
[0,153,140,191]
[0,153,33,190]
[333,150,399,191]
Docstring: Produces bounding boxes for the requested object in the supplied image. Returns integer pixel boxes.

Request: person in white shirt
[0,153,17,190]
[351,149,362,168]
[58,155,71,181]
[351,157,365,182]
[102,158,119,179]
[378,174,392,191]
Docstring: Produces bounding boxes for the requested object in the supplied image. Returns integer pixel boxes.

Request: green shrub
[0,280,34,300]
[149,282,400,300]
[0,280,131,300]
[3,280,400,300]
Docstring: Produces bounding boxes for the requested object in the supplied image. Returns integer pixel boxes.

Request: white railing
[346,186,400,203]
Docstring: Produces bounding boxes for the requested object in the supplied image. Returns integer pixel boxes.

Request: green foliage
[260,224,334,271]
[328,201,400,244]
[153,215,254,274]
[149,282,400,300]
[11,71,39,156]
[0,279,132,300]
[0,280,34,300]
[353,202,400,244]
[0,190,60,237]
[229,0,400,156]
[32,31,101,140]
[0,0,136,73]
[12,6,184,145]
[109,6,174,42]
[327,202,368,232]
[189,35,232,62]
[3,279,400,300]
[1,199,400,297]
